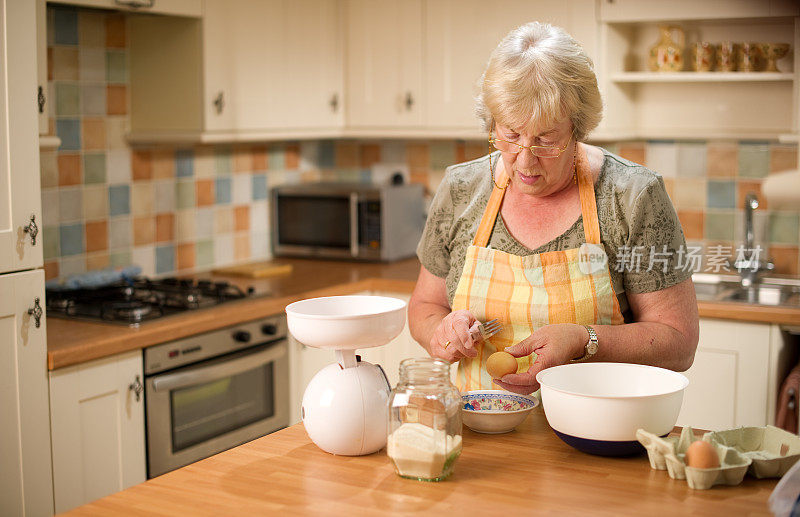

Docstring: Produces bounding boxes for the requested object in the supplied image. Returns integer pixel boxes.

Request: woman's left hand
[492,323,588,395]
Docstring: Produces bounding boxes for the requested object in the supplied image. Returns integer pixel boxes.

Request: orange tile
[677,210,704,240]
[737,180,766,210]
[769,246,799,276]
[234,233,250,261]
[196,179,215,207]
[234,205,250,232]
[618,143,645,166]
[106,85,127,115]
[707,143,738,177]
[85,221,108,252]
[455,142,466,163]
[407,143,429,173]
[132,216,155,246]
[155,213,175,243]
[233,146,253,173]
[132,150,153,181]
[359,144,381,168]
[152,149,175,179]
[58,153,81,186]
[252,145,268,171]
[285,144,300,170]
[86,252,110,271]
[176,243,196,271]
[410,171,429,189]
[44,261,59,281]
[82,118,106,150]
[47,47,53,81]
[464,143,486,162]
[770,145,798,174]
[105,14,126,48]
[335,142,359,168]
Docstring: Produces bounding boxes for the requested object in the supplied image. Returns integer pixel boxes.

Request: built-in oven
[144,315,289,478]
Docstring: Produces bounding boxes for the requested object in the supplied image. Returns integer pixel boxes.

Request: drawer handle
[129,375,144,402]
[27,297,43,328]
[23,214,38,246]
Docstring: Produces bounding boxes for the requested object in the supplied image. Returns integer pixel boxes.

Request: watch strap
[572,325,598,362]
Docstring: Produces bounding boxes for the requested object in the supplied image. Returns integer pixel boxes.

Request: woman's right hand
[429,310,481,363]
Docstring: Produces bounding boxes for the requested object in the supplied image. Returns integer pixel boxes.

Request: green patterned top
[416,148,692,321]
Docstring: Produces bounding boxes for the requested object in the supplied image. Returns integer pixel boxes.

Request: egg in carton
[704,425,800,479]
[636,427,751,490]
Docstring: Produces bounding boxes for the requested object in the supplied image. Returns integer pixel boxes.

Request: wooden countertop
[46,257,800,370]
[65,410,776,516]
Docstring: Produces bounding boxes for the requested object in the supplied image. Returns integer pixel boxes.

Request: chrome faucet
[734,192,773,288]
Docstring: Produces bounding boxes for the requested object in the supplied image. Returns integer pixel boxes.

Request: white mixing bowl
[536,363,689,456]
[285,295,406,350]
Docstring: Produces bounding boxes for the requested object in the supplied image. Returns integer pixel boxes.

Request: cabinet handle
[37,86,45,114]
[404,92,414,111]
[329,93,339,113]
[213,91,225,115]
[27,297,43,328]
[114,0,155,8]
[23,214,38,246]
[129,375,144,402]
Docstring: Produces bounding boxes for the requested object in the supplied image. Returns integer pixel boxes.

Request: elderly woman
[408,22,699,395]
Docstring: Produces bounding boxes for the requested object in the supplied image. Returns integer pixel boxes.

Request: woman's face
[494,118,576,198]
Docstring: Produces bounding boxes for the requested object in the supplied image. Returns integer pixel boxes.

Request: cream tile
[196,208,214,239]
[249,201,268,233]
[673,178,707,209]
[107,149,131,184]
[232,174,251,204]
[175,209,197,242]
[132,246,155,277]
[105,116,127,149]
[214,234,234,266]
[214,206,234,234]
[83,185,108,220]
[108,216,131,250]
[40,151,58,188]
[645,142,678,177]
[79,48,105,82]
[41,189,60,226]
[131,182,154,215]
[59,187,82,223]
[153,180,175,213]
[194,146,215,178]
[250,228,270,260]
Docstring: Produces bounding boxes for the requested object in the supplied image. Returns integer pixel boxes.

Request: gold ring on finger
[444,341,450,349]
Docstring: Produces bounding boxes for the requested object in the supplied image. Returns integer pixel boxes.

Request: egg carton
[636,427,751,490]
[704,426,800,479]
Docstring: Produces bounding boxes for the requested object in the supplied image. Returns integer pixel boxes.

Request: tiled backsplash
[42,5,800,282]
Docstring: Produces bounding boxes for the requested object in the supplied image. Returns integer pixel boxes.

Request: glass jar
[387,357,462,481]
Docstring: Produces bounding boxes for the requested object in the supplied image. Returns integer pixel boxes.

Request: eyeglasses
[488,130,574,158]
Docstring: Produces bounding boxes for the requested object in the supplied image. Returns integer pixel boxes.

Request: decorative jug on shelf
[648,26,685,72]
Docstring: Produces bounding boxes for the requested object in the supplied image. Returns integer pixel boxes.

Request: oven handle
[151,341,287,393]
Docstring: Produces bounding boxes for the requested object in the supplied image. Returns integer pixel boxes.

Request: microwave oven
[271,182,426,261]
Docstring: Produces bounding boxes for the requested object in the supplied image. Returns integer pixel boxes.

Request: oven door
[145,339,289,478]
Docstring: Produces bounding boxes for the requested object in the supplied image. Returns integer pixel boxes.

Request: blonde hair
[475,22,602,141]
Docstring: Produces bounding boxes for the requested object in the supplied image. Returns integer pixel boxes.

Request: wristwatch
[572,325,598,362]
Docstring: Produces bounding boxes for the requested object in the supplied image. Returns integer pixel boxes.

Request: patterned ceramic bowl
[461,390,539,434]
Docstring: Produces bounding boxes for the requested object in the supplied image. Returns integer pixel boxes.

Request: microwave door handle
[349,192,358,257]
[152,342,287,393]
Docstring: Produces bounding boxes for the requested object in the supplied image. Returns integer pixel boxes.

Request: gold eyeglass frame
[487,129,577,189]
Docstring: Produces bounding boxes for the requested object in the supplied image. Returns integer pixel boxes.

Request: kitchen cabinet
[595,2,799,140]
[1,269,53,517]
[676,319,791,430]
[47,0,201,17]
[345,0,423,130]
[49,350,146,514]
[128,0,343,143]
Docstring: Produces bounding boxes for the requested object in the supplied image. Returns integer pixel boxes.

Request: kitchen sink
[692,274,800,308]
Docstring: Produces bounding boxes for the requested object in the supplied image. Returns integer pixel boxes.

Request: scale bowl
[285,295,407,350]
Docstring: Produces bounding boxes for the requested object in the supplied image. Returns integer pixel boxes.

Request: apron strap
[472,145,602,247]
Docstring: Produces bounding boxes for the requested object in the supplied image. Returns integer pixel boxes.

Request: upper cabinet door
[346,0,423,128]
[0,0,42,275]
[49,0,202,16]
[599,0,798,21]
[424,0,582,132]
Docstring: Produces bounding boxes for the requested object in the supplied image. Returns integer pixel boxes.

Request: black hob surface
[46,277,252,325]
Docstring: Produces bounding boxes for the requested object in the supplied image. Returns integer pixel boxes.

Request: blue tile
[318,140,335,169]
[108,185,130,216]
[215,177,232,204]
[59,223,84,256]
[53,7,78,46]
[359,169,372,183]
[56,119,81,151]
[176,149,194,177]
[155,245,175,274]
[706,180,736,209]
[252,174,268,200]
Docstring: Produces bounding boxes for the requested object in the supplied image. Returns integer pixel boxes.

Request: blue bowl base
[553,430,652,457]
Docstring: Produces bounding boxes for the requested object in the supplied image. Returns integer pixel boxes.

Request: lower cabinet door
[49,350,146,513]
[676,319,772,430]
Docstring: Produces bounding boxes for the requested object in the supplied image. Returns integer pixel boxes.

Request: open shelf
[611,72,794,83]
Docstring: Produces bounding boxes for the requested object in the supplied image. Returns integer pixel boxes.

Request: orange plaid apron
[452,148,624,392]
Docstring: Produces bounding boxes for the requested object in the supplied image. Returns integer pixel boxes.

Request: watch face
[586,341,598,356]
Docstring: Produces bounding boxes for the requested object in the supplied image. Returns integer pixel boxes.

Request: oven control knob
[233,331,251,343]
[261,324,277,336]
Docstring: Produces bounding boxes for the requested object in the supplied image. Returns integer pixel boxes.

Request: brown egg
[486,351,518,379]
[685,440,720,469]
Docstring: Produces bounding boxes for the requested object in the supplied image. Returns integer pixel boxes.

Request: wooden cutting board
[211,262,293,278]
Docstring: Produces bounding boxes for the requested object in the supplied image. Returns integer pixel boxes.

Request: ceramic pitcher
[649,26,685,72]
